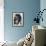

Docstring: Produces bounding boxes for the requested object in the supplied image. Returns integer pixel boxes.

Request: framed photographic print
[12,12,24,27]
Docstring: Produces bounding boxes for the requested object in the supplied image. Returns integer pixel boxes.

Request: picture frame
[12,12,24,27]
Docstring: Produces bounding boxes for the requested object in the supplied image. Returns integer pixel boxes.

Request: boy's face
[15,19,19,24]
[14,16,19,24]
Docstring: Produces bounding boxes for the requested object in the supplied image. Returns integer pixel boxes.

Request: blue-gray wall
[40,0,46,27]
[4,0,40,42]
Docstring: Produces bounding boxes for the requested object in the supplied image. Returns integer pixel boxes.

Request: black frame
[12,12,24,27]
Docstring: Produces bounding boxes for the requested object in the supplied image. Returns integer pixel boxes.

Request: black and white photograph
[12,12,24,27]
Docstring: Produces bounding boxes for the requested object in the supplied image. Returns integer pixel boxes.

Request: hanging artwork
[12,12,24,27]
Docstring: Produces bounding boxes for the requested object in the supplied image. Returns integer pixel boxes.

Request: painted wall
[4,0,40,42]
[40,0,46,27]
